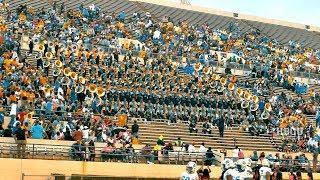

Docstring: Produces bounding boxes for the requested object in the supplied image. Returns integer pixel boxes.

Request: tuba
[43,60,51,68]
[220,77,227,86]
[228,83,235,91]
[250,103,259,112]
[54,60,63,68]
[52,69,61,76]
[88,84,97,93]
[78,76,86,85]
[61,77,71,86]
[96,87,105,97]
[70,72,78,81]
[241,100,249,109]
[194,62,202,71]
[265,103,272,112]
[63,68,71,76]
[261,111,270,120]
[75,84,84,93]
[45,52,53,59]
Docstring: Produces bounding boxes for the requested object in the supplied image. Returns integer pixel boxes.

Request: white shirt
[198,145,207,153]
[223,169,238,180]
[181,172,198,180]
[188,144,196,153]
[10,103,17,116]
[232,148,239,158]
[82,129,89,139]
[259,167,272,180]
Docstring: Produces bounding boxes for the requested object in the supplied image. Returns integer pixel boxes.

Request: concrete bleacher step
[128,121,279,151]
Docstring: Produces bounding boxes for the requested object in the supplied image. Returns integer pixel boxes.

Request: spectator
[70,140,84,161]
[271,163,282,180]
[202,120,211,134]
[12,122,27,158]
[218,116,225,137]
[72,126,83,141]
[174,137,184,147]
[131,120,139,138]
[31,121,45,139]
[232,146,240,161]
[88,139,95,161]
[189,120,198,133]
[307,171,313,180]
[156,135,165,146]
[141,144,154,164]
[199,142,207,154]
[204,147,215,166]
[3,125,13,137]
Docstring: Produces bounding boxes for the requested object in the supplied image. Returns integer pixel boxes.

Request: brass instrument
[203,67,210,75]
[236,88,243,97]
[78,76,86,85]
[261,110,270,120]
[220,77,227,86]
[251,95,259,104]
[45,52,53,59]
[70,72,78,80]
[244,91,252,101]
[75,85,84,93]
[96,87,105,97]
[63,68,71,76]
[217,86,225,93]
[265,103,272,112]
[38,44,45,51]
[61,77,71,86]
[43,60,51,68]
[89,84,97,93]
[54,60,63,68]
[250,103,259,112]
[52,68,61,76]
[19,13,27,23]
[241,100,249,109]
[228,83,235,91]
[194,62,201,71]
[71,44,78,51]
[48,42,54,49]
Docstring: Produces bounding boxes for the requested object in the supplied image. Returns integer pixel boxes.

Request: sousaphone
[45,52,53,59]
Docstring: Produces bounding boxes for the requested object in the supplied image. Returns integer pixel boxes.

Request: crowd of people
[0,0,319,172]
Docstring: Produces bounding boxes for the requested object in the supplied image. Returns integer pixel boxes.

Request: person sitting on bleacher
[141,144,154,164]
[204,147,215,166]
[30,120,45,139]
[69,140,85,161]
[202,120,212,134]
[189,120,198,134]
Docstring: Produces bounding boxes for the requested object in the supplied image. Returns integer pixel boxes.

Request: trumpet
[251,95,259,104]
[236,88,243,98]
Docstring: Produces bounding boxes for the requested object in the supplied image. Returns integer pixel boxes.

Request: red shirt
[18,112,28,124]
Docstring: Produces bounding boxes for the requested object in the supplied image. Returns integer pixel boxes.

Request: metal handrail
[0,141,222,165]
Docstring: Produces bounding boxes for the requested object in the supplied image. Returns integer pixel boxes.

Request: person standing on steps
[28,40,34,54]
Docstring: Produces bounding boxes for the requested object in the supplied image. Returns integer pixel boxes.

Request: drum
[117,114,127,127]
